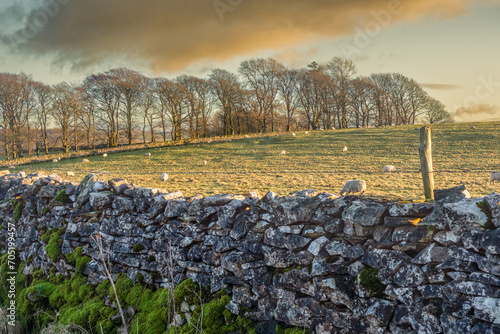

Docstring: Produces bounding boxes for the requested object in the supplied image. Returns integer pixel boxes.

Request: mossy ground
[53,189,70,203]
[1,257,307,334]
[11,122,500,200]
[359,267,385,297]
[41,228,65,263]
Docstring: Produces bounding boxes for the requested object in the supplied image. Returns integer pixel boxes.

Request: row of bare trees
[0,57,453,160]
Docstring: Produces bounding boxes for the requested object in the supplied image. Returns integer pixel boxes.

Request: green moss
[359,267,385,297]
[109,273,134,305]
[477,201,495,229]
[44,229,62,262]
[95,279,110,298]
[132,243,145,252]
[42,207,50,216]
[75,256,91,273]
[174,278,201,310]
[14,200,24,223]
[32,207,37,215]
[65,246,84,263]
[147,255,155,262]
[49,273,64,285]
[136,272,144,284]
[53,189,70,203]
[183,295,232,334]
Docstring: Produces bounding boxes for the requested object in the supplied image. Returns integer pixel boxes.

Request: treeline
[0,57,453,160]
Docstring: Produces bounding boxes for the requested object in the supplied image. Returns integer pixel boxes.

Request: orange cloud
[454,104,500,121]
[0,0,493,73]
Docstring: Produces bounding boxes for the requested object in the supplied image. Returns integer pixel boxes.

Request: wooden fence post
[419,127,435,200]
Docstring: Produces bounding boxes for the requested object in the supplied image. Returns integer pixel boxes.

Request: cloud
[421,83,465,90]
[454,104,500,119]
[0,0,494,73]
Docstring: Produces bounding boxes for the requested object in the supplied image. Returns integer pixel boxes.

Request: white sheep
[340,180,366,196]
[304,131,309,134]
[103,153,108,158]
[203,160,208,166]
[470,125,476,130]
[279,150,286,156]
[52,159,58,163]
[292,133,296,137]
[144,153,151,157]
[161,173,168,182]
[491,172,500,184]
[383,165,397,172]
[82,159,90,163]
[342,146,348,152]
[66,171,75,176]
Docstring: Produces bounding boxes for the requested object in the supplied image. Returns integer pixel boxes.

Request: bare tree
[156,79,186,141]
[239,58,281,132]
[423,97,454,124]
[52,83,78,153]
[327,57,357,129]
[111,68,145,145]
[0,73,35,159]
[140,78,158,143]
[277,67,300,131]
[32,81,54,155]
[208,69,241,136]
[84,73,121,147]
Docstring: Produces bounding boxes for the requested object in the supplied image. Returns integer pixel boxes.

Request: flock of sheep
[46,128,499,197]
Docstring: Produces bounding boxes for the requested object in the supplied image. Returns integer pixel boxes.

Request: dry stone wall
[1,172,500,333]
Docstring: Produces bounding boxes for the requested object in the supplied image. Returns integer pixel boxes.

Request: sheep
[226,139,232,142]
[208,139,213,143]
[470,125,476,130]
[161,173,168,182]
[491,172,500,184]
[340,180,366,196]
[292,133,296,137]
[342,146,348,152]
[82,159,90,163]
[66,171,75,176]
[144,153,151,157]
[304,131,309,134]
[203,160,208,166]
[279,150,286,156]
[383,165,397,172]
[52,159,58,163]
[8,165,15,169]
[103,153,108,158]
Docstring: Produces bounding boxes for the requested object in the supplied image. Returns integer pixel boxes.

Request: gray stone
[342,200,387,227]
[443,198,488,234]
[307,236,329,256]
[364,298,397,327]
[388,202,435,217]
[472,297,500,324]
[89,191,114,211]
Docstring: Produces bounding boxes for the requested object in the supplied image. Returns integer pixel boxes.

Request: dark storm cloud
[0,0,490,72]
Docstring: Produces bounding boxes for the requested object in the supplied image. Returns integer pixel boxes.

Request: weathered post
[419,127,434,200]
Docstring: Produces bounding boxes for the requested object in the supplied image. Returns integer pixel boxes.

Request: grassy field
[9,122,500,200]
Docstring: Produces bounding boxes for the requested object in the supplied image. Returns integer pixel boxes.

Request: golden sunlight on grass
[16,122,500,200]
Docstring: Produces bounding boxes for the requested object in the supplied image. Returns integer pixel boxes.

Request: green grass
[13,122,500,200]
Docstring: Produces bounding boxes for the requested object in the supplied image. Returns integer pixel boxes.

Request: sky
[0,0,499,122]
